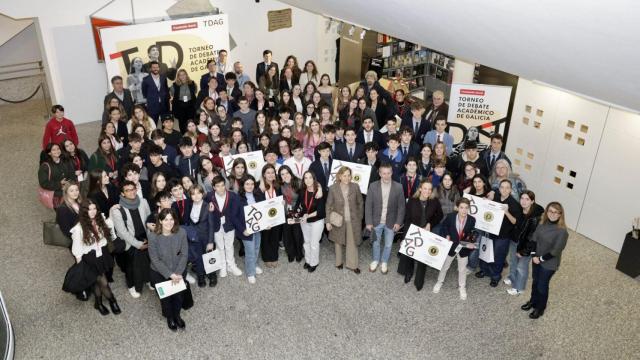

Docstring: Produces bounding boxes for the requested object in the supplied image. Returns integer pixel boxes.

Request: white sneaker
[507,288,522,296]
[247,276,256,284]
[229,266,243,276]
[146,282,155,291]
[459,287,467,300]
[185,273,196,285]
[503,278,512,286]
[255,266,263,275]
[128,287,140,299]
[380,263,388,274]
[219,269,228,278]
[369,261,379,272]
[433,282,443,294]
[465,268,473,275]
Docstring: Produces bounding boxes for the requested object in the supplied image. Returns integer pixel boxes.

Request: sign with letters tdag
[463,194,506,236]
[398,224,452,271]
[244,196,286,235]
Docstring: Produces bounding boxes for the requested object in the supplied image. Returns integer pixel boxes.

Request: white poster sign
[202,249,224,274]
[222,151,265,181]
[463,194,506,236]
[244,196,286,234]
[155,279,186,299]
[478,236,495,263]
[398,224,453,271]
[326,160,372,194]
[448,83,512,124]
[100,14,229,95]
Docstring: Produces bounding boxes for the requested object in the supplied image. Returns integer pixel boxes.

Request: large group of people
[38,48,568,331]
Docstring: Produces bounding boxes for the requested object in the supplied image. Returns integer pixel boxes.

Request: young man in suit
[104,76,134,119]
[141,61,170,123]
[309,142,333,194]
[399,127,421,161]
[424,118,455,156]
[401,101,429,144]
[365,163,405,274]
[480,133,512,175]
[200,59,225,94]
[380,134,405,181]
[256,50,279,83]
[334,127,364,162]
[224,72,243,101]
[356,116,384,149]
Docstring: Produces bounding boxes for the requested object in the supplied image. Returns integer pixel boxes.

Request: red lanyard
[176,199,185,217]
[304,190,315,214]
[73,156,81,171]
[107,155,115,171]
[405,175,416,198]
[283,185,292,205]
[213,192,229,214]
[295,162,304,178]
[457,215,466,240]
[266,187,275,199]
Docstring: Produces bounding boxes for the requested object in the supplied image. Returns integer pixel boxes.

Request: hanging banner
[244,196,286,234]
[398,224,453,271]
[326,160,372,195]
[100,14,229,96]
[222,150,265,181]
[463,194,506,236]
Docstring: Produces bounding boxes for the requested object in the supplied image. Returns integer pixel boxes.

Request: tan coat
[325,182,363,246]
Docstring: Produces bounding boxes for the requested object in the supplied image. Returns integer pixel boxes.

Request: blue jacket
[181,198,218,244]
[206,191,245,233]
[175,154,200,178]
[423,130,454,156]
[439,212,477,257]
[141,74,170,117]
[380,149,404,181]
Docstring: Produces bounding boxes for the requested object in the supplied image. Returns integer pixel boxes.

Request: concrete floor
[0,100,638,359]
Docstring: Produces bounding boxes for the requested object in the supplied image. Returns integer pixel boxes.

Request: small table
[616,232,640,279]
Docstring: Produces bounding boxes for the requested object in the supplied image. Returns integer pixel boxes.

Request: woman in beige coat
[325,166,364,274]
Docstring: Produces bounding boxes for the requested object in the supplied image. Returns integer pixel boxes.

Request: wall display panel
[577,108,640,252]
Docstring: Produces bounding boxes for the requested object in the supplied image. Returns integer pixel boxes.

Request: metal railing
[0,60,50,117]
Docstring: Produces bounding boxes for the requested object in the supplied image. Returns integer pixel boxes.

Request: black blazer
[398,142,420,161]
[256,62,279,83]
[216,98,239,114]
[104,89,134,119]
[279,78,298,92]
[199,72,225,94]
[360,158,380,185]
[89,185,119,217]
[170,82,197,110]
[56,204,78,240]
[181,199,217,244]
[439,212,476,257]
[309,158,333,193]
[225,84,242,101]
[401,114,430,144]
[404,197,443,233]
[356,129,384,149]
[294,189,326,223]
[141,75,170,117]
[334,142,364,163]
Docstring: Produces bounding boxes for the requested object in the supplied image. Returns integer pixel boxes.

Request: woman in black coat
[433,197,477,300]
[87,169,118,217]
[183,184,218,288]
[397,180,443,290]
[171,69,197,133]
[56,181,83,242]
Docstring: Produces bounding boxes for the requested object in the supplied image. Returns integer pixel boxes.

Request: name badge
[183,96,188,102]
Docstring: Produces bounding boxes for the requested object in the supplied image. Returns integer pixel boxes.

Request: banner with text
[222,151,265,181]
[463,194,506,236]
[100,14,229,96]
[398,224,453,271]
[327,160,372,195]
[244,196,286,235]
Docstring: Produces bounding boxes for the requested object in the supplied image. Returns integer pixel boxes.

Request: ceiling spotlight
[360,29,366,39]
[348,25,355,36]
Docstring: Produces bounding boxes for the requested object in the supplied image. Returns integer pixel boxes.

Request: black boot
[208,272,217,287]
[108,297,121,315]
[521,301,534,311]
[529,309,544,319]
[167,318,178,331]
[175,315,186,329]
[75,291,89,301]
[94,297,110,316]
[197,275,206,288]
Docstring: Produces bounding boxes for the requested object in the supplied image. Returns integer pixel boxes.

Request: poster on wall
[100,14,229,97]
[447,83,512,154]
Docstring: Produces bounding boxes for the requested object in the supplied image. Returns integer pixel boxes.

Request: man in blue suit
[309,142,334,194]
[141,61,169,123]
[424,118,454,156]
[200,59,225,94]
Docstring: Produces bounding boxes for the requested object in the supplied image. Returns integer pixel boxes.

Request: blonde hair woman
[127,105,157,138]
[325,166,364,274]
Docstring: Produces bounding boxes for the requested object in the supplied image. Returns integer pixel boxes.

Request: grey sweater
[148,228,188,278]
[531,222,568,271]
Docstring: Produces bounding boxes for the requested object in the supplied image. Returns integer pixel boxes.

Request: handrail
[0,60,42,69]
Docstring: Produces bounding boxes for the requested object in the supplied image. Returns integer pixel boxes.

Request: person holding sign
[207,176,245,278]
[521,202,568,319]
[239,176,265,284]
[279,165,305,262]
[326,166,364,274]
[259,164,283,268]
[283,140,312,180]
[365,163,405,274]
[478,180,522,287]
[148,208,189,331]
[295,171,326,273]
[432,198,477,300]
[397,180,443,288]
[182,185,218,288]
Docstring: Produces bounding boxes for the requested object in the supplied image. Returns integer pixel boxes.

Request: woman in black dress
[259,164,282,267]
[87,169,118,217]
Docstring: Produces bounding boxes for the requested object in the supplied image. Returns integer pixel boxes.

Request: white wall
[507,78,639,252]
[452,58,475,84]
[0,0,331,123]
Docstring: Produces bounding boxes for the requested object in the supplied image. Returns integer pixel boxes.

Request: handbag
[106,208,128,254]
[43,221,71,248]
[38,163,59,209]
[181,282,194,310]
[329,211,343,227]
[62,260,98,293]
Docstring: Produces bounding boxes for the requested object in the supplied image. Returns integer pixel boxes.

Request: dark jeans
[480,237,511,281]
[172,100,195,133]
[150,270,183,319]
[188,238,206,277]
[530,263,556,312]
[282,222,304,261]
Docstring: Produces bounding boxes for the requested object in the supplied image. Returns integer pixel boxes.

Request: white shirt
[293,97,303,113]
[283,157,311,179]
[70,217,115,261]
[363,130,374,143]
[190,200,203,223]
[215,192,227,224]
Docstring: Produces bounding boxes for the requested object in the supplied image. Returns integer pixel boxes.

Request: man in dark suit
[356,116,384,149]
[104,75,134,120]
[309,142,334,193]
[200,59,225,94]
[399,127,421,160]
[480,133,512,174]
[424,90,449,129]
[141,61,170,123]
[223,72,243,101]
[256,50,279,84]
[335,127,365,162]
[401,101,429,144]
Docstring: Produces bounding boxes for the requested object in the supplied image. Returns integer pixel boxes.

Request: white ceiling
[280,0,640,112]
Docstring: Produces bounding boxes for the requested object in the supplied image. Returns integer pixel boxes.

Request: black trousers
[261,225,282,262]
[282,222,304,261]
[397,254,428,290]
[530,263,556,312]
[125,247,150,292]
[172,100,195,134]
[150,270,183,319]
